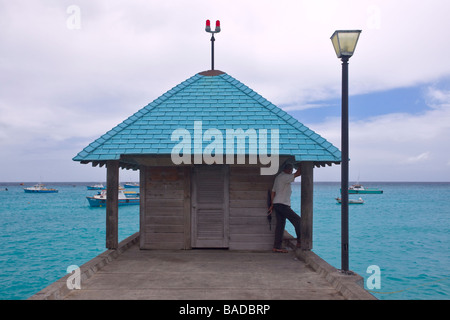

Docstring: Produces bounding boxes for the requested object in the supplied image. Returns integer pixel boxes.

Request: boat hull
[335,198,364,204]
[87,196,139,207]
[24,189,58,193]
[123,184,139,189]
[348,189,383,194]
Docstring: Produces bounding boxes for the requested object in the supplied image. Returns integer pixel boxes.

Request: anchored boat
[336,197,364,204]
[347,184,383,194]
[87,189,139,207]
[123,182,140,188]
[24,184,58,193]
[87,183,105,190]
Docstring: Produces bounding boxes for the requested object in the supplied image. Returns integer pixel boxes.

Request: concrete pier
[29,232,375,300]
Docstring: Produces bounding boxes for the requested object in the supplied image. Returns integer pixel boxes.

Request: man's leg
[273,204,286,249]
[284,206,301,244]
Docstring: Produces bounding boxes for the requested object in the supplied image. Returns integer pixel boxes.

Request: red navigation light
[205,19,220,33]
[215,20,221,32]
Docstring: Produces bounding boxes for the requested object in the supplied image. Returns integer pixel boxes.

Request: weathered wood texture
[106,160,119,249]
[300,162,314,250]
[139,165,305,251]
[140,166,190,249]
[228,167,275,250]
[191,165,229,248]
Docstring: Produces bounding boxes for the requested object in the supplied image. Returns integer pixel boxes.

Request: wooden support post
[106,160,119,249]
[183,167,192,250]
[139,166,146,249]
[300,162,314,250]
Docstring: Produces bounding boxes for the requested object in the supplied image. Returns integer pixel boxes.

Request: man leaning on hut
[268,163,302,253]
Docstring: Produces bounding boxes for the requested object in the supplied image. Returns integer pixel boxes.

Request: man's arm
[294,168,301,178]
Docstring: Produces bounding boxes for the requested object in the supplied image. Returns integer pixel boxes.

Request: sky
[1,0,449,182]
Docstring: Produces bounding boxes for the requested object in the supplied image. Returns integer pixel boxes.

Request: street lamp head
[331,30,361,59]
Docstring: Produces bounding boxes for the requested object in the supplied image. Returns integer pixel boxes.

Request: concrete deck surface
[63,244,345,300]
[30,233,375,300]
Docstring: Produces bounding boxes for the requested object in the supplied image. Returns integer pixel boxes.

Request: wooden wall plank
[191,165,229,248]
[141,166,187,250]
[228,166,276,251]
[229,190,267,200]
[229,199,267,208]
[141,164,282,251]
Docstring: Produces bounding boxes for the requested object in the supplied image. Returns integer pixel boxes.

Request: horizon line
[1,180,449,184]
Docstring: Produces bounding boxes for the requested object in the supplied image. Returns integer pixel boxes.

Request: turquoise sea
[0,182,449,300]
[289,182,450,300]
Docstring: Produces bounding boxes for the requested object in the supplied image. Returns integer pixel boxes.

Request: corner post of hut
[300,161,314,250]
[139,165,147,249]
[106,160,119,249]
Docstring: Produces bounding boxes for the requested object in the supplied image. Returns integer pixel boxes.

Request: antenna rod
[211,34,215,70]
[205,20,220,71]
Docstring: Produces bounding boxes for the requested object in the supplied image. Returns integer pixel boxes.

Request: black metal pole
[211,34,215,70]
[341,56,349,272]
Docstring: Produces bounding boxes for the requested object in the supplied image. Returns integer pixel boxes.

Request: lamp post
[330,30,361,273]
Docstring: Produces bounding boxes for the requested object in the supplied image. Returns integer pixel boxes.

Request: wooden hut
[73,70,341,251]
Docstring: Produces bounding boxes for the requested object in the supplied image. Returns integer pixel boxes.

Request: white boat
[335,197,364,204]
[24,184,58,193]
[123,182,140,188]
[87,189,139,207]
[87,183,105,190]
[348,184,383,194]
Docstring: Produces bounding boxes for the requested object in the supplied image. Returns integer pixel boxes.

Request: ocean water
[0,183,140,300]
[0,182,449,300]
[288,182,450,300]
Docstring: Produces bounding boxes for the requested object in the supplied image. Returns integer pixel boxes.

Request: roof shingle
[73,71,341,164]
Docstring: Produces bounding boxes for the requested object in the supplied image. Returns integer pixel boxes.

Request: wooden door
[191,165,229,248]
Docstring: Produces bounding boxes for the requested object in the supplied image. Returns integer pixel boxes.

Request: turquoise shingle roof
[73,71,341,164]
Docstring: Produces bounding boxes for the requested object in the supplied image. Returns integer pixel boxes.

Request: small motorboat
[87,183,105,190]
[87,189,139,207]
[123,182,140,188]
[347,184,383,194]
[24,184,58,193]
[336,197,364,204]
